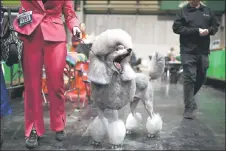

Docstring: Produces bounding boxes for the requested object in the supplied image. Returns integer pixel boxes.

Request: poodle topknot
[91,29,133,56]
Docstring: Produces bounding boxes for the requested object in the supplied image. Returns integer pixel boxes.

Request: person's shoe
[183,108,195,119]
[25,130,39,149]
[55,130,66,141]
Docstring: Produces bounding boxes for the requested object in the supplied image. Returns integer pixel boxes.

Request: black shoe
[55,130,66,141]
[25,130,39,149]
[184,108,195,119]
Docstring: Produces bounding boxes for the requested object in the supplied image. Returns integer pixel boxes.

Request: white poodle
[86,29,165,148]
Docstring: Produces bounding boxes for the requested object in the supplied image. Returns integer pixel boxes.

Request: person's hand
[199,28,209,36]
[73,26,82,39]
[201,29,209,36]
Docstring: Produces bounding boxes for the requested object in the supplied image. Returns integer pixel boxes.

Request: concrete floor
[1,81,225,150]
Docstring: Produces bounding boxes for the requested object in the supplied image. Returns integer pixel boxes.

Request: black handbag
[1,8,23,66]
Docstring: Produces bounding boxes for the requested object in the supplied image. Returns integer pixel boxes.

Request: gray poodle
[86,29,165,148]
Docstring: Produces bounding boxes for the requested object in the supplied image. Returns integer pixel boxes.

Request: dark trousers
[181,54,209,109]
[1,65,12,117]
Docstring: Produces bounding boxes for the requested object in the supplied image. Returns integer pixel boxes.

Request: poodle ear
[121,63,136,81]
[88,56,111,85]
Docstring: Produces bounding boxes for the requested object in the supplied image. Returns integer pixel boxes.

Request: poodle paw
[111,144,123,150]
[90,116,109,143]
[92,141,101,146]
[108,120,126,146]
[146,113,163,137]
[125,112,142,132]
[147,133,155,138]
[147,131,160,138]
[126,130,132,135]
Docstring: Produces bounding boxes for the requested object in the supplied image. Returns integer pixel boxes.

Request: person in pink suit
[13,0,81,149]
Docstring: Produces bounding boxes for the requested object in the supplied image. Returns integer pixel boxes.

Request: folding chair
[41,67,48,106]
[64,61,90,109]
[64,53,90,109]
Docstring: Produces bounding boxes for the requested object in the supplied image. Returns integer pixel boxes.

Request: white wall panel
[85,14,180,56]
[85,14,178,44]
[85,14,224,57]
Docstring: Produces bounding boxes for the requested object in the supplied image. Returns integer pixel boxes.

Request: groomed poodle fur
[86,29,165,148]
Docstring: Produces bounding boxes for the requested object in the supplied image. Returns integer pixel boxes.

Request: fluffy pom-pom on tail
[146,113,163,137]
[148,52,165,80]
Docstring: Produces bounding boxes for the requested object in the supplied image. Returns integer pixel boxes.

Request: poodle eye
[116,45,124,51]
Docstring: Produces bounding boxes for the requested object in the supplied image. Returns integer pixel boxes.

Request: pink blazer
[13,0,79,42]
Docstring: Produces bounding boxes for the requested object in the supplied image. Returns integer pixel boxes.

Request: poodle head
[88,29,136,85]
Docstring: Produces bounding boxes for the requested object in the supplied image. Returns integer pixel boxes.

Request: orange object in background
[65,62,90,108]
[42,78,48,94]
[74,62,89,93]
[42,61,90,108]
[70,46,77,52]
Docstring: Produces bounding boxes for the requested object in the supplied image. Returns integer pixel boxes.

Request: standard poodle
[85,29,165,149]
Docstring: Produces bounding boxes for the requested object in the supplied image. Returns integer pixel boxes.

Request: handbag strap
[6,7,17,38]
[0,11,3,25]
[7,8,14,31]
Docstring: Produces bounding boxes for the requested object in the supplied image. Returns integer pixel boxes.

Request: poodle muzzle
[113,48,132,73]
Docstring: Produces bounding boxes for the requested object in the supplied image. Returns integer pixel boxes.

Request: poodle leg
[140,98,153,118]
[140,82,154,118]
[107,110,126,149]
[90,108,109,146]
[130,97,140,116]
[146,114,162,138]
[125,97,142,134]
[140,84,162,137]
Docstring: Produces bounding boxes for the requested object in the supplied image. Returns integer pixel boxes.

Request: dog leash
[79,40,123,74]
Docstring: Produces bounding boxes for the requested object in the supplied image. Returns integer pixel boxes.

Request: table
[165,61,182,83]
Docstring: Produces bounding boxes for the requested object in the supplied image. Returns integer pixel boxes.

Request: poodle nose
[127,48,132,54]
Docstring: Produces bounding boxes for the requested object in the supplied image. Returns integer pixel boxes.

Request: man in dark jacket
[172,0,219,119]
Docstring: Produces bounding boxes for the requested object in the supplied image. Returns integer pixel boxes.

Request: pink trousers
[21,26,67,137]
